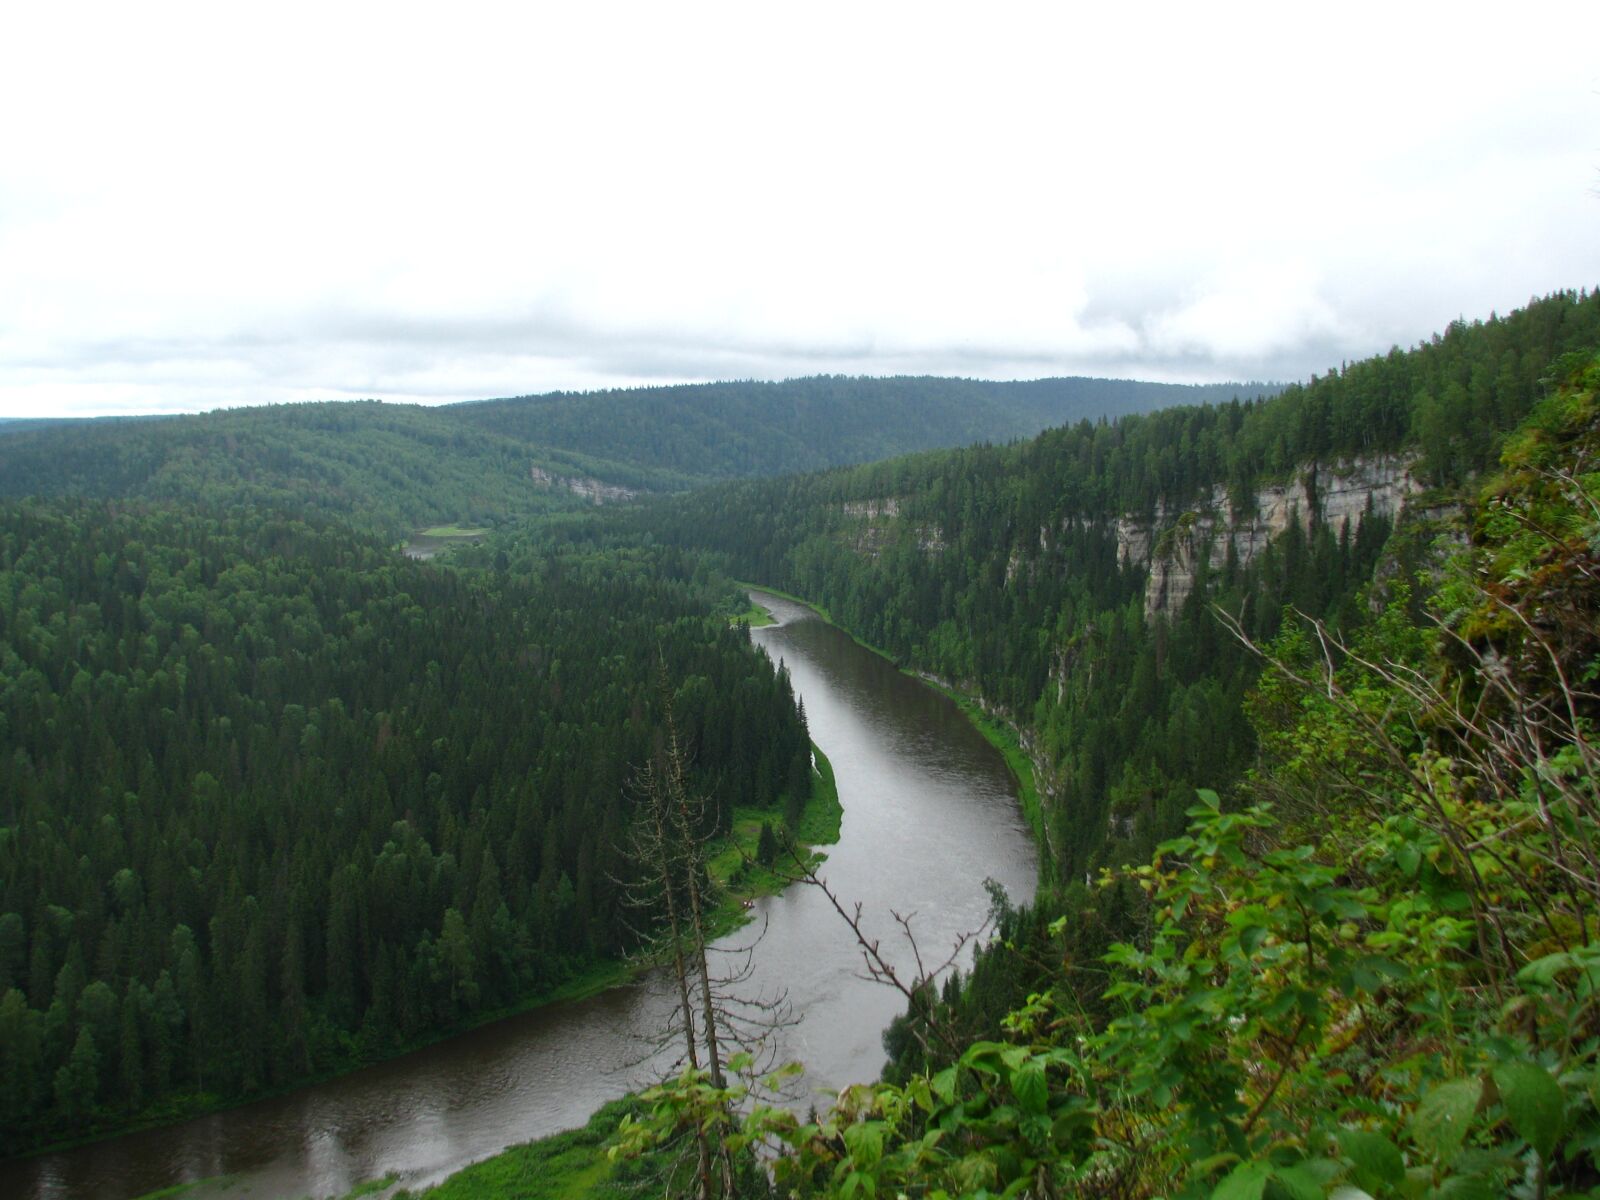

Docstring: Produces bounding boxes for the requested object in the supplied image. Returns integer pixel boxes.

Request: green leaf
[1395,845,1421,878]
[1336,1127,1405,1192]
[842,1119,886,1167]
[1410,1078,1482,1163]
[1196,788,1222,811]
[1431,1174,1500,1200]
[1492,1061,1564,1160]
[1271,1161,1324,1200]
[1337,1132,1401,1196]
[1516,952,1573,987]
[1210,1158,1271,1200]
[1011,1061,1047,1115]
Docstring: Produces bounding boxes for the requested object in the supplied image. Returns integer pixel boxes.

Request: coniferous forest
[3,289,1600,1198]
[0,506,810,1153]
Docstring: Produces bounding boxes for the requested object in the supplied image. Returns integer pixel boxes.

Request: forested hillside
[629,290,1600,890]
[611,321,1600,1196]
[0,403,629,540]
[0,505,811,1154]
[0,376,1270,543]
[452,375,1269,482]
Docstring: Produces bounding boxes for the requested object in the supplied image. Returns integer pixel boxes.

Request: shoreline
[741,582,1046,859]
[359,583,1042,1200]
[53,751,839,1192]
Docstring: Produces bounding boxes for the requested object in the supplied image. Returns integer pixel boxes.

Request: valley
[2,291,1598,1199]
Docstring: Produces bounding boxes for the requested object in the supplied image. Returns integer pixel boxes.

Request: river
[2,591,1038,1199]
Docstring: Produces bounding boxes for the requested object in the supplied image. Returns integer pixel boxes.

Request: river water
[3,591,1037,1199]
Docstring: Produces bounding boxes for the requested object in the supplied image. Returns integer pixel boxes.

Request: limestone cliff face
[839,497,945,556]
[1130,455,1423,618]
[529,465,638,504]
[834,455,1424,617]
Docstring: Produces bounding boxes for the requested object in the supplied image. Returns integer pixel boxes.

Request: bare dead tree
[1217,550,1600,983]
[775,831,989,1062]
[617,669,797,1199]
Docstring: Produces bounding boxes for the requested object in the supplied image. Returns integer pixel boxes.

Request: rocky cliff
[529,464,638,504]
[1125,454,1423,617]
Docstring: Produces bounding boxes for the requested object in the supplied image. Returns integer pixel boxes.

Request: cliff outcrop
[529,464,638,504]
[1125,455,1424,618]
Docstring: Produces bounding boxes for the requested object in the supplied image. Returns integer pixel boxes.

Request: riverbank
[341,1099,644,1200]
[730,597,776,627]
[706,746,841,938]
[121,756,839,1200]
[385,589,1041,1200]
[740,583,1046,857]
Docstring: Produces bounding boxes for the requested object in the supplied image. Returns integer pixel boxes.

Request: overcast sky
[2,2,1598,419]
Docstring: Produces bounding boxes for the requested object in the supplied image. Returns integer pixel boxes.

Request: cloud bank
[2,1,1597,417]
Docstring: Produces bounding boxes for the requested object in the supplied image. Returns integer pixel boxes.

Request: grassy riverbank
[741,582,1045,851]
[359,1099,643,1200]
[729,597,776,627]
[384,589,1041,1200]
[124,755,838,1200]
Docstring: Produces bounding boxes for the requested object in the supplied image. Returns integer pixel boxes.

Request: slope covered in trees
[0,376,1271,543]
[0,403,622,541]
[610,337,1600,1194]
[0,504,812,1154]
[451,375,1271,482]
[629,290,1600,891]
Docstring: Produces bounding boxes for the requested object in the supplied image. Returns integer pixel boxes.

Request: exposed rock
[1133,455,1424,618]
[529,464,638,504]
[838,496,944,559]
[841,497,901,518]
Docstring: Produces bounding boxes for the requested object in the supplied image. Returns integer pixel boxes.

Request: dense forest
[618,346,1600,1197]
[453,375,1272,482]
[0,404,631,540]
[0,506,811,1154]
[4,286,1597,1198]
[627,290,1600,890]
[0,376,1269,543]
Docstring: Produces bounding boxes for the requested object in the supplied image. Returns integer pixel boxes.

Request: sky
[2,2,1598,420]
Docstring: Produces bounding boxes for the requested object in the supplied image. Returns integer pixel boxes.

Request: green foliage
[456,374,1270,484]
[0,377,1271,545]
[386,1097,647,1200]
[0,501,813,1153]
[608,346,1600,1198]
[631,291,1600,904]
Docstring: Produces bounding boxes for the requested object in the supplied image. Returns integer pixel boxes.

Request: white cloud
[2,1,1598,417]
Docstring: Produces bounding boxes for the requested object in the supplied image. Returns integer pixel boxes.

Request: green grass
[730,597,776,627]
[333,1176,398,1199]
[374,1099,642,1200]
[705,746,841,934]
[415,524,491,538]
[131,1178,240,1200]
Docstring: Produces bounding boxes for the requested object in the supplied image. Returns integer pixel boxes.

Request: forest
[452,375,1270,483]
[608,316,1600,1197]
[625,290,1600,890]
[0,506,811,1154]
[3,289,1598,1199]
[0,375,1268,542]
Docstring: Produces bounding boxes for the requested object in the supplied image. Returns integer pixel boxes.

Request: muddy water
[3,591,1037,1199]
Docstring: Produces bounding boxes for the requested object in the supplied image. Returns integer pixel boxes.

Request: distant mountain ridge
[0,374,1277,534]
[451,374,1278,482]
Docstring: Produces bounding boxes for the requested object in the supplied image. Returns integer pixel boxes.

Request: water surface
[2,591,1036,1199]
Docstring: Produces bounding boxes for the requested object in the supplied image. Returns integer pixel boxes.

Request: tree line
[0,503,811,1153]
[624,289,1600,897]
